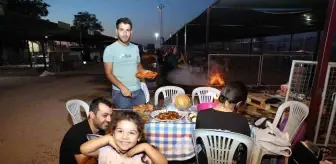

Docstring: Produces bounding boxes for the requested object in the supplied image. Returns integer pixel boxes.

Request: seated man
[196,81,250,164]
[59,97,113,164]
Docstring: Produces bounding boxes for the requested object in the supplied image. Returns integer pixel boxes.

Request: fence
[207,54,314,87]
[261,54,314,86]
[284,60,336,159]
[313,63,336,159]
[285,60,317,102]
[207,54,261,86]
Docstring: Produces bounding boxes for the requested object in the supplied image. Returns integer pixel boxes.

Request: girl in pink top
[80,111,167,164]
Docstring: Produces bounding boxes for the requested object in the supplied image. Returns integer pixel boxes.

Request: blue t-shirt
[103,41,141,91]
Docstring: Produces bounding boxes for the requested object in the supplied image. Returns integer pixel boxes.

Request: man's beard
[118,35,130,44]
[94,121,107,131]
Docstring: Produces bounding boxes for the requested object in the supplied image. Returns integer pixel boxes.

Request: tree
[72,11,104,34]
[6,0,50,18]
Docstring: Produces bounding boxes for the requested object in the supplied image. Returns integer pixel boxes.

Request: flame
[209,73,225,86]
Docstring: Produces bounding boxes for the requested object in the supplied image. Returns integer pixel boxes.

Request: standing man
[103,17,146,109]
[59,97,113,164]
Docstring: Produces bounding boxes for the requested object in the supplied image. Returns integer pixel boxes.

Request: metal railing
[207,53,314,87]
[261,54,314,86]
[208,54,261,86]
[313,63,336,159]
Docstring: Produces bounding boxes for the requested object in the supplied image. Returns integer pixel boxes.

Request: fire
[209,73,225,86]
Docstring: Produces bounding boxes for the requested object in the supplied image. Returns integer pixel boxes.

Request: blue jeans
[112,89,146,109]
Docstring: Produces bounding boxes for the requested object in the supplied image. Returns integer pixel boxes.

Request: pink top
[98,146,152,164]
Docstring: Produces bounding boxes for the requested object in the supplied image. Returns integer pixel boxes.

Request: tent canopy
[164,0,328,46]
[211,0,327,9]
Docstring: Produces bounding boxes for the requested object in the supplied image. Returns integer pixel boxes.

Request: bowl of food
[188,113,197,123]
[150,109,185,122]
[197,102,218,111]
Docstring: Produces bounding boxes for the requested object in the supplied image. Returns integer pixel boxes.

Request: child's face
[113,120,141,151]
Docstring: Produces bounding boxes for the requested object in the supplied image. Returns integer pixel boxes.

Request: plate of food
[150,109,185,122]
[136,70,158,79]
[133,104,154,112]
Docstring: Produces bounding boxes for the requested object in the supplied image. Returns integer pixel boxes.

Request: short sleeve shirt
[103,41,141,91]
[98,146,152,164]
[59,120,105,164]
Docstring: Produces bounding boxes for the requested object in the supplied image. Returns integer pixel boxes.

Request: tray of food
[133,104,154,112]
[136,70,158,79]
[150,110,185,122]
[137,111,150,122]
[133,104,154,122]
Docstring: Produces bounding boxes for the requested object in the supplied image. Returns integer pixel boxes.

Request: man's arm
[104,62,126,90]
[143,144,168,164]
[137,62,145,72]
[136,46,145,72]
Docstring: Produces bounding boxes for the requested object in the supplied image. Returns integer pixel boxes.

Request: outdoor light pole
[157,4,165,45]
[154,33,159,40]
[154,33,160,47]
[169,33,172,45]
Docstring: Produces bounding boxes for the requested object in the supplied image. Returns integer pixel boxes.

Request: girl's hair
[218,81,248,112]
[109,110,150,163]
[110,110,145,141]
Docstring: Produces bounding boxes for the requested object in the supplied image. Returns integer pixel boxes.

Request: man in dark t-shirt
[59,98,113,164]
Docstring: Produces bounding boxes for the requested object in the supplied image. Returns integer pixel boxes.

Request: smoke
[166,60,225,86]
[166,66,208,86]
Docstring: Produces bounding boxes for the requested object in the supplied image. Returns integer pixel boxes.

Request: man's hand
[120,86,132,97]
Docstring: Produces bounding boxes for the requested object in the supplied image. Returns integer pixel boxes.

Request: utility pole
[157,4,165,45]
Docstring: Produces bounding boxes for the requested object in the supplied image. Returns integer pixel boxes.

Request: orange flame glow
[209,73,225,86]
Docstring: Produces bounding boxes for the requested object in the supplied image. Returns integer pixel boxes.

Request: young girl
[80,111,168,164]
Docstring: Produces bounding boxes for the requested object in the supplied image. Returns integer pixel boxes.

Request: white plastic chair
[154,86,185,106]
[66,99,90,125]
[253,101,309,164]
[193,129,254,164]
[191,87,221,105]
[141,82,150,103]
[272,101,309,142]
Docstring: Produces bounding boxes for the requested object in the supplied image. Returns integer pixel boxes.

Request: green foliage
[6,0,50,18]
[72,11,104,33]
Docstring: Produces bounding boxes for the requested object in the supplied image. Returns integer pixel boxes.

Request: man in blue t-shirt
[103,17,146,109]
